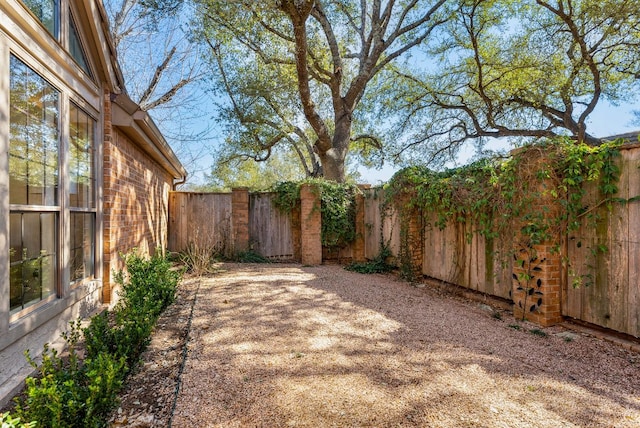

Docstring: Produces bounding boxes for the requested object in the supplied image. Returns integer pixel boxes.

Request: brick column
[512,242,563,326]
[398,193,423,279]
[300,184,322,265]
[510,166,563,326]
[352,185,370,262]
[231,188,250,252]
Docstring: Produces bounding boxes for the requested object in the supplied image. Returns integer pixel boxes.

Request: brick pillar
[510,164,563,326]
[512,243,563,326]
[352,185,370,262]
[232,188,250,252]
[300,184,322,265]
[398,193,423,279]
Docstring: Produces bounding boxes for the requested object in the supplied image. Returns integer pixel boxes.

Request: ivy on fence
[272,179,360,249]
[381,137,629,285]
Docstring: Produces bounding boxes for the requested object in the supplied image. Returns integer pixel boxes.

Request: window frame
[67,7,95,80]
[5,45,102,324]
[20,0,61,39]
[8,53,62,320]
[68,101,97,286]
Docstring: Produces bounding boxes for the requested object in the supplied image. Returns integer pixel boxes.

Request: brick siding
[102,126,174,303]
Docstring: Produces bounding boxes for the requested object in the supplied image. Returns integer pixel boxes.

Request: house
[0,0,187,405]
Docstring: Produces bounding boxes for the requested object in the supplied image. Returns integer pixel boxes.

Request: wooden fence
[168,192,233,256]
[564,146,640,337]
[361,144,640,337]
[249,193,296,260]
[169,191,298,261]
[167,145,639,336]
[363,189,401,260]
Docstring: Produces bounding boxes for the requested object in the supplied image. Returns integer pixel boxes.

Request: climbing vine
[383,137,627,285]
[272,179,360,249]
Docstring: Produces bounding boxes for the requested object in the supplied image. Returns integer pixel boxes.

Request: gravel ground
[163,263,640,428]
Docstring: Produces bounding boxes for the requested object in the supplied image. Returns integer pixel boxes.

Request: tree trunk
[318,148,346,182]
[317,112,351,182]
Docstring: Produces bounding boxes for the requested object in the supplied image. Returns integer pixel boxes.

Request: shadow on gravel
[170,264,640,427]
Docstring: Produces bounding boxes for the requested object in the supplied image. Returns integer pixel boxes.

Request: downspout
[173,175,187,190]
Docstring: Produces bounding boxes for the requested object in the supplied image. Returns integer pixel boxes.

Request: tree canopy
[389,0,640,163]
[194,0,449,182]
[124,0,640,183]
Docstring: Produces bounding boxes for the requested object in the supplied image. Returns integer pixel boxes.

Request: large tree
[195,0,449,182]
[206,42,323,178]
[390,0,640,162]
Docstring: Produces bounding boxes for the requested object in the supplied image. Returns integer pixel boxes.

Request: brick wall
[102,125,174,303]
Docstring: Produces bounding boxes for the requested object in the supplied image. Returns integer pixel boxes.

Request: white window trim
[0,28,103,338]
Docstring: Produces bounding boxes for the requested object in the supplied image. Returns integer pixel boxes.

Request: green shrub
[0,412,36,427]
[15,322,88,427]
[14,250,181,428]
[229,250,270,263]
[83,353,126,427]
[114,250,180,319]
[345,245,394,274]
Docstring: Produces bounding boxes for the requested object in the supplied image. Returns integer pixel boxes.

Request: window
[22,0,59,37]
[69,104,96,282]
[68,13,92,77]
[9,55,60,314]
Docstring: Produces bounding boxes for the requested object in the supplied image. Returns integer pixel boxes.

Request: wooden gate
[168,192,233,255]
[249,192,295,260]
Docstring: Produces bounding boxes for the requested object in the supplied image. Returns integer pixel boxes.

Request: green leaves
[386,137,625,249]
[272,179,360,248]
[13,251,181,427]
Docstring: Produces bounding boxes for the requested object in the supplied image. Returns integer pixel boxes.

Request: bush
[13,250,181,427]
[345,245,395,274]
[0,412,35,428]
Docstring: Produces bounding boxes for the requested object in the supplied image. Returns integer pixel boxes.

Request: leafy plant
[272,179,360,249]
[345,245,394,274]
[13,321,117,427]
[529,328,548,338]
[0,412,36,428]
[228,250,271,263]
[13,250,181,427]
[383,137,629,288]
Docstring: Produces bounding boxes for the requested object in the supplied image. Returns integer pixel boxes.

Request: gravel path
[171,264,640,427]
